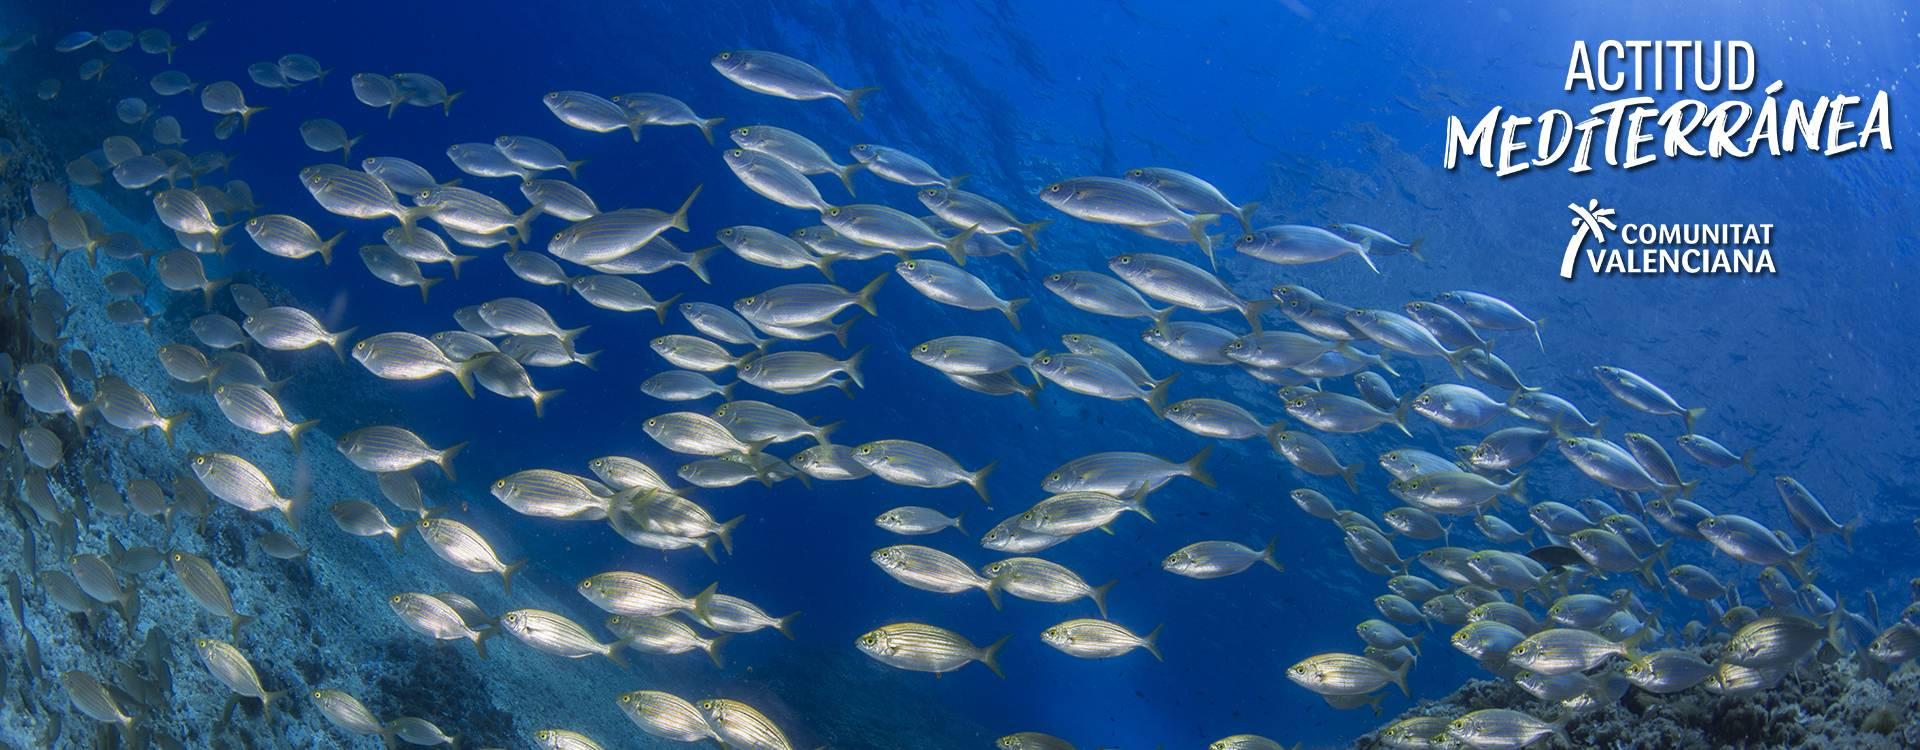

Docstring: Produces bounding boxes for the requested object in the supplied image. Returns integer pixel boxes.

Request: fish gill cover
[0,1,1913,749]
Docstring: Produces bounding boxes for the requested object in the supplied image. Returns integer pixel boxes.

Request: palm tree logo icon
[1561,199,1618,279]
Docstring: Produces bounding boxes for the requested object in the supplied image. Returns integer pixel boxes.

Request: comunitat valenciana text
[1444,41,1894,176]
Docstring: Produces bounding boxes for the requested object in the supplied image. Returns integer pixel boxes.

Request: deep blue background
[9,1,1919,747]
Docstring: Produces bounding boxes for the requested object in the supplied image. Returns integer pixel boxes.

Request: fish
[245,214,340,265]
[417,517,526,592]
[1594,364,1704,432]
[724,148,836,213]
[243,306,355,359]
[618,690,721,744]
[857,622,1006,676]
[1505,628,1645,675]
[491,469,613,520]
[1233,225,1379,273]
[298,119,362,162]
[522,178,601,221]
[328,500,408,551]
[1041,178,1220,265]
[498,608,629,665]
[1445,710,1565,750]
[735,275,886,328]
[1043,270,1171,321]
[577,571,697,617]
[311,690,395,743]
[497,135,585,178]
[1775,476,1858,549]
[823,205,975,264]
[911,336,1030,376]
[1675,433,1755,473]
[1163,539,1283,579]
[337,426,466,479]
[611,92,725,143]
[1124,167,1257,232]
[731,125,860,193]
[876,506,967,536]
[388,592,492,656]
[1109,253,1265,327]
[1286,652,1407,695]
[188,452,302,530]
[918,187,1050,247]
[871,545,1000,606]
[1432,290,1546,352]
[352,332,478,396]
[544,90,639,139]
[195,639,285,723]
[895,259,1028,328]
[853,440,995,501]
[711,49,879,118]
[604,614,728,666]
[198,81,266,130]
[390,717,461,748]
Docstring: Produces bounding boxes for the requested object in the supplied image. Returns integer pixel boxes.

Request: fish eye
[1046,183,1061,192]
[854,144,870,151]
[915,344,930,353]
[903,261,915,269]
[718,52,731,59]
[1048,273,1061,281]
[1117,256,1131,264]
[826,208,839,216]
[390,595,402,603]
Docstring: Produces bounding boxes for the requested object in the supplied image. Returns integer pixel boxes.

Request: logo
[1559,199,1777,279]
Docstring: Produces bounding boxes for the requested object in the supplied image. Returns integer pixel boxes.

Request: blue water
[7,1,1920,748]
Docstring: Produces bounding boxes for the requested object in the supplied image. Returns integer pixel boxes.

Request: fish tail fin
[159,411,188,449]
[1234,202,1260,233]
[980,634,1011,679]
[559,325,591,356]
[281,490,307,533]
[1241,299,1274,332]
[1005,239,1030,271]
[983,579,1002,610]
[500,558,526,595]
[1020,218,1053,250]
[854,272,888,316]
[1149,305,1175,328]
[416,275,441,304]
[530,388,563,419]
[812,420,843,446]
[1841,517,1859,551]
[628,121,642,142]
[654,292,685,325]
[696,537,720,563]
[1353,237,1381,274]
[1089,580,1116,619]
[670,184,704,233]
[442,90,464,116]
[704,634,731,668]
[947,174,971,189]
[326,326,358,363]
[1826,596,1851,656]
[685,243,718,285]
[1145,372,1179,416]
[714,515,744,555]
[696,116,724,146]
[1787,541,1817,583]
[842,86,881,120]
[260,688,286,726]
[1407,236,1428,263]
[968,461,997,505]
[433,441,468,482]
[1185,444,1216,488]
[319,231,343,266]
[1506,471,1529,505]
[605,639,631,669]
[835,163,861,197]
[1125,482,1154,522]
[1002,298,1029,330]
[1142,624,1165,662]
[389,527,407,553]
[842,347,868,390]
[774,611,800,640]
[471,625,494,659]
[1739,449,1757,475]
[341,134,361,164]
[1408,632,1424,658]
[1442,347,1471,380]
[1188,214,1221,270]
[229,612,255,642]
[449,357,478,399]
[565,159,586,181]
[1340,463,1361,493]
[200,276,231,311]
[1684,406,1706,435]
[832,315,860,348]
[1531,318,1548,353]
[1389,656,1411,696]
[813,252,840,283]
[1260,536,1285,573]
[574,350,601,371]
[943,224,979,266]
[240,104,266,133]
